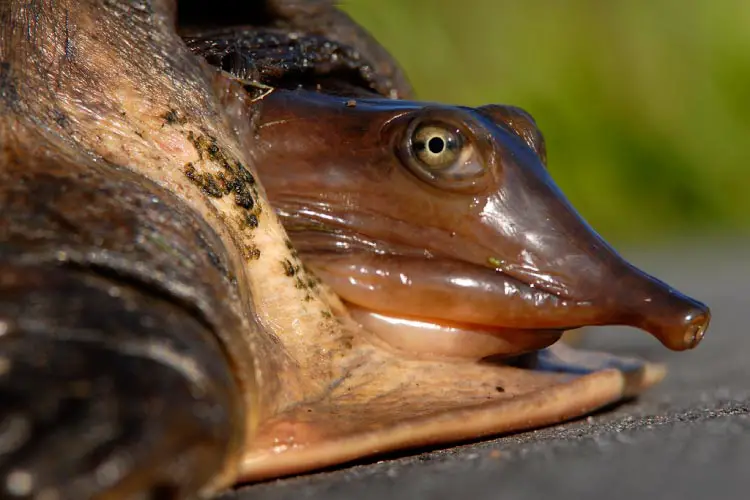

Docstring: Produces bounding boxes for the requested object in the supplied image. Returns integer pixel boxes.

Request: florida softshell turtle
[0,1,710,498]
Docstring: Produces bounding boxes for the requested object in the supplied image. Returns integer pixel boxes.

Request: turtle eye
[401,119,488,193]
[412,125,462,168]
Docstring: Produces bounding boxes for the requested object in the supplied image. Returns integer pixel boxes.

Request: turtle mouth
[303,254,606,360]
[304,249,711,359]
[344,302,565,360]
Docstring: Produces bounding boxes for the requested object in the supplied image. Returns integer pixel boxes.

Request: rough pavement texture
[226,239,749,500]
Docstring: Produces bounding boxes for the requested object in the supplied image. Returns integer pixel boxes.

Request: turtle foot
[0,263,241,499]
[515,342,666,397]
[237,342,662,483]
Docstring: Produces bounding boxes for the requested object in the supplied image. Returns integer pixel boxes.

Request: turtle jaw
[300,253,587,359]
[298,249,710,361]
[344,303,565,360]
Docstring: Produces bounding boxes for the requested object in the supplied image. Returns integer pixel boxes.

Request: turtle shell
[180,0,413,99]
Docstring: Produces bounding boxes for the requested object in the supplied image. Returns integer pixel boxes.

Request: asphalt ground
[226,238,749,500]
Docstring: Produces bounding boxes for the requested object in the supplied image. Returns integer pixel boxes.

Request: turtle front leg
[0,263,242,499]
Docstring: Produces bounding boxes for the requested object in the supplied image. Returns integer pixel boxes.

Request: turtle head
[253,89,709,359]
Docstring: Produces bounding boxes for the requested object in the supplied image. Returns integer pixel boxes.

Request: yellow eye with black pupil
[398,113,489,193]
[412,125,462,168]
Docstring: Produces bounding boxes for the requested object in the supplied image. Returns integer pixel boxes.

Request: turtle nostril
[642,301,711,351]
[683,308,710,348]
[621,285,711,352]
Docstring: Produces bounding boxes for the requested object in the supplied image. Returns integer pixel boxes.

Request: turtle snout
[634,296,711,351]
[612,268,711,351]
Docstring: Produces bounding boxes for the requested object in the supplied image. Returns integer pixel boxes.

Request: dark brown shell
[180,0,413,99]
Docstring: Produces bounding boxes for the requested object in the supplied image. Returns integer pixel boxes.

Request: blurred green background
[342,0,750,244]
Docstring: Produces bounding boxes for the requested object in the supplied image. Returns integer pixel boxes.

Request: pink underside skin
[306,254,604,359]
[346,303,562,360]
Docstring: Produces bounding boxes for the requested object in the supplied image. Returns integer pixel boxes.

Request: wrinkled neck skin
[254,89,710,360]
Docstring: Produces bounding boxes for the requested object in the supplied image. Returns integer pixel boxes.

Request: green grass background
[342,0,750,244]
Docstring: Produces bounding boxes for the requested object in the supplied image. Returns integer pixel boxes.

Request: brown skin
[254,89,710,357]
